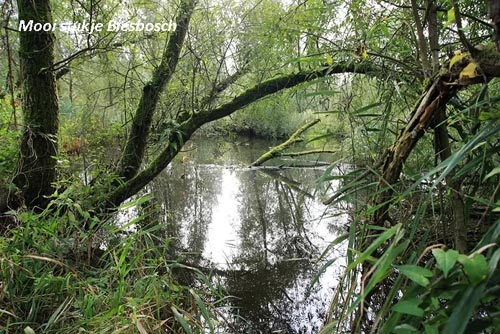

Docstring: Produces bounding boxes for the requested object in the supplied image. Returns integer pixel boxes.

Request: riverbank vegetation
[1,0,499,333]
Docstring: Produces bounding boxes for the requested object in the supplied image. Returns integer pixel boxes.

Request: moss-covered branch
[117,0,197,180]
[250,119,320,167]
[373,47,500,225]
[194,62,374,126]
[104,63,374,207]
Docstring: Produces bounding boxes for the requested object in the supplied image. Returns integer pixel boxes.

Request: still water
[148,135,346,333]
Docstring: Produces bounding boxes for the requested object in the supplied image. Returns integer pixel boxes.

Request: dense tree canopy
[3,0,498,211]
[0,0,499,333]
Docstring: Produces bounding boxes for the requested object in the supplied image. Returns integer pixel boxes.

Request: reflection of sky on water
[207,168,240,265]
[149,136,348,334]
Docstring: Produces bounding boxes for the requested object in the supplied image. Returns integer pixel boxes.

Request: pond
[143,135,347,333]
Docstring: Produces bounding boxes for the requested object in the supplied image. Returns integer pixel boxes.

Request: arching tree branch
[104,61,375,207]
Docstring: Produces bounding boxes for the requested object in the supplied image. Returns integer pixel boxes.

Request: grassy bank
[0,196,226,334]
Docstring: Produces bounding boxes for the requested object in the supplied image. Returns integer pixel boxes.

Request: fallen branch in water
[250,119,326,167]
[279,149,337,157]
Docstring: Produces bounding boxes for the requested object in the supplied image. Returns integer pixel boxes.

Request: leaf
[354,41,368,59]
[445,7,455,27]
[346,225,400,271]
[136,319,148,334]
[396,265,433,287]
[444,284,486,334]
[489,248,500,273]
[353,102,383,115]
[24,327,36,334]
[432,249,459,278]
[171,306,192,334]
[429,121,500,186]
[479,110,500,121]
[459,62,478,80]
[393,324,418,333]
[318,321,337,334]
[458,254,469,263]
[449,51,469,69]
[392,299,424,317]
[424,324,439,334]
[190,289,215,333]
[310,258,338,289]
[325,53,333,66]
[362,49,368,59]
[459,253,489,286]
[484,166,500,181]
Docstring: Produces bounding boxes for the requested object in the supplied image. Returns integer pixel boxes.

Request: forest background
[0,0,499,333]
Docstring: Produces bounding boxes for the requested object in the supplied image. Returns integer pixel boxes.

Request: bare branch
[450,0,476,55]
[410,0,431,77]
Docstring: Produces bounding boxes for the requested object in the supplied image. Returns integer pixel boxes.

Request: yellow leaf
[449,51,469,69]
[362,48,368,59]
[355,42,367,59]
[459,62,478,80]
[325,53,333,66]
[445,8,455,27]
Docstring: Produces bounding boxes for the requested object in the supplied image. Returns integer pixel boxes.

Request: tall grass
[0,195,227,333]
[318,79,500,333]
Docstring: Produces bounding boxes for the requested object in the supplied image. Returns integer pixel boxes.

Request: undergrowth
[316,78,500,333]
[0,195,227,334]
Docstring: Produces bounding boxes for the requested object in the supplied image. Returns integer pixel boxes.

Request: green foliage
[214,91,310,139]
[381,221,500,334]
[314,1,500,330]
[320,98,500,333]
[2,0,500,332]
[320,218,499,334]
[0,194,226,333]
[0,98,20,182]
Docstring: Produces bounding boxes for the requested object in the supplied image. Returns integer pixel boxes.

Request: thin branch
[410,0,431,77]
[450,0,476,55]
[380,0,494,29]
[199,68,246,108]
[323,151,388,205]
[279,149,337,157]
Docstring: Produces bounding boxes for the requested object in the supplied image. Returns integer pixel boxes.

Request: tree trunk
[490,0,500,52]
[118,0,197,180]
[13,0,59,209]
[433,109,467,252]
[372,48,500,225]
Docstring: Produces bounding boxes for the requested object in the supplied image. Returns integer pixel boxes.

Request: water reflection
[151,136,346,333]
